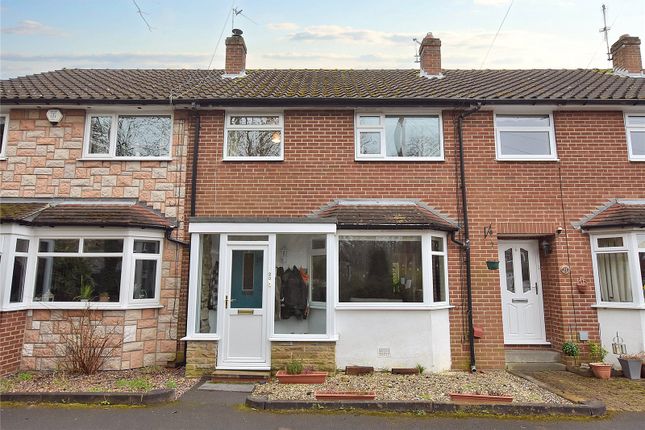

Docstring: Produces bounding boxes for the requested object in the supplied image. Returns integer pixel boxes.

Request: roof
[0,200,173,230]
[313,200,458,231]
[580,202,645,230]
[2,68,645,105]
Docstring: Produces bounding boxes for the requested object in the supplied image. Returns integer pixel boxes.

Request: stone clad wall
[185,341,218,377]
[271,341,336,373]
[0,107,190,371]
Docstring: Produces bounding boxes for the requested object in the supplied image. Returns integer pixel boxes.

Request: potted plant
[75,276,95,302]
[99,292,110,302]
[562,340,580,366]
[588,341,612,379]
[618,353,643,380]
[275,360,328,384]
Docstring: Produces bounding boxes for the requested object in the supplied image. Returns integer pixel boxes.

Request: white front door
[498,240,547,344]
[218,244,270,369]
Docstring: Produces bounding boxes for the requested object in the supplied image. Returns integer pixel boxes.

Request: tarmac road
[1,386,644,430]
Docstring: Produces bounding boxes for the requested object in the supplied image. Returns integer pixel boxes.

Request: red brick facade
[0,310,26,376]
[184,108,645,369]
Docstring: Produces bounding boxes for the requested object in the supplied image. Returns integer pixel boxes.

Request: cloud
[1,20,66,36]
[267,22,299,31]
[473,0,511,5]
[263,52,409,63]
[287,25,414,45]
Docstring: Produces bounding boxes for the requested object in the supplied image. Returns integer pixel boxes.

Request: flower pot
[391,367,420,375]
[641,363,645,379]
[618,358,642,380]
[448,393,513,404]
[589,363,612,379]
[275,370,327,384]
[315,391,376,400]
[345,366,374,376]
[486,260,500,270]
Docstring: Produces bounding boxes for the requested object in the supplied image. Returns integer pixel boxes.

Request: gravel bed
[253,370,571,404]
[0,367,198,400]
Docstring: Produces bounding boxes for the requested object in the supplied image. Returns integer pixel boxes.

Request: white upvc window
[625,114,645,161]
[354,112,444,161]
[336,231,449,309]
[0,114,8,158]
[0,227,164,310]
[590,232,645,307]
[495,113,557,161]
[83,112,173,160]
[223,113,284,161]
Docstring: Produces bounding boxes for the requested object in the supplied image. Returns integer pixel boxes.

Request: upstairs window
[495,114,557,160]
[84,113,172,159]
[355,113,443,161]
[224,114,284,161]
[625,114,645,161]
[0,115,8,158]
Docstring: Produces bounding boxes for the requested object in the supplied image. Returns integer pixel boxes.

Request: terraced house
[1,31,644,377]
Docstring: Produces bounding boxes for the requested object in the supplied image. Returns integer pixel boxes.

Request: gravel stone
[252,370,571,404]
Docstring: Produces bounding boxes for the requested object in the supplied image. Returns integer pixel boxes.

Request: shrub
[587,342,608,363]
[416,363,425,374]
[286,360,304,375]
[562,341,580,357]
[59,307,122,375]
[17,372,33,382]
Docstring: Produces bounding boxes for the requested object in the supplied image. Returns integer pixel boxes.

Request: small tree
[59,307,123,374]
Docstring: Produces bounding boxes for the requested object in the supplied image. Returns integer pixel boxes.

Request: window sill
[28,302,163,310]
[269,336,338,342]
[222,157,284,162]
[0,304,28,312]
[592,304,645,310]
[354,157,445,162]
[78,157,173,162]
[335,304,453,311]
[181,335,220,341]
[496,157,560,162]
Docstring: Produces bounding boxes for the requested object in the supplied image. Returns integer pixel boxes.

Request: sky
[1,0,645,79]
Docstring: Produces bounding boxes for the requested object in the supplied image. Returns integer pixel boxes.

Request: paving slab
[198,382,255,392]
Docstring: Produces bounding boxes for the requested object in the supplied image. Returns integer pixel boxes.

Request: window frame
[590,231,645,308]
[494,113,558,161]
[624,114,645,161]
[354,111,445,162]
[82,112,174,161]
[0,226,164,311]
[335,230,450,310]
[0,113,8,159]
[223,112,285,161]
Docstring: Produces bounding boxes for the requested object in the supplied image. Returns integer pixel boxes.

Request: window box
[590,233,645,306]
[625,114,645,161]
[83,113,172,160]
[494,114,557,161]
[354,113,443,161]
[224,113,284,161]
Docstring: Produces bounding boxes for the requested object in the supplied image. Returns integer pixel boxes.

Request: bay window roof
[0,199,173,230]
[580,201,645,230]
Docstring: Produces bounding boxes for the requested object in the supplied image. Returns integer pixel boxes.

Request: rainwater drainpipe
[190,107,201,217]
[453,103,481,373]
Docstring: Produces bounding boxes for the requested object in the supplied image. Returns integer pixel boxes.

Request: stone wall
[271,341,336,373]
[185,341,218,377]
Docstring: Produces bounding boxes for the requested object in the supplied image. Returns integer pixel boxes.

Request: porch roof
[0,199,174,230]
[580,202,645,230]
[312,200,458,231]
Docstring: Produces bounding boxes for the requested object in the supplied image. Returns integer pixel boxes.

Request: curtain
[597,253,632,302]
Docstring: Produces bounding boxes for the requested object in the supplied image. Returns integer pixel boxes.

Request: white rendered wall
[335,309,451,371]
[597,308,645,367]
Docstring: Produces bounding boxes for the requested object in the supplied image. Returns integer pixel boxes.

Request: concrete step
[210,370,271,384]
[507,362,567,372]
[505,349,561,364]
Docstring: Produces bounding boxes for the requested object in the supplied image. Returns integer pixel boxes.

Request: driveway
[1,385,644,430]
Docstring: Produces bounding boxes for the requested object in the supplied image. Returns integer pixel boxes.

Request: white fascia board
[189,222,336,234]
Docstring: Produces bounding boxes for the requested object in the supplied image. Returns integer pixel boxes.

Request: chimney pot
[225,29,247,75]
[610,34,642,75]
[419,32,442,76]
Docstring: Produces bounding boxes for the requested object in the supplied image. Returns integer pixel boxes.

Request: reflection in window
[505,248,515,293]
[339,236,423,303]
[495,114,555,159]
[116,115,171,157]
[225,114,283,159]
[197,234,219,333]
[521,248,531,293]
[133,260,157,299]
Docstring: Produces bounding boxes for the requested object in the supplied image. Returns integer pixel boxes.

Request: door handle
[535,282,538,295]
[225,295,228,309]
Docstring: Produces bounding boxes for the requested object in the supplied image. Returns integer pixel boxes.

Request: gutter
[453,103,481,373]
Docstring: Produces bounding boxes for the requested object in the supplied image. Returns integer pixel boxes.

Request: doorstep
[245,396,606,416]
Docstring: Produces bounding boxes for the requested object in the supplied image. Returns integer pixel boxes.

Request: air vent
[377,347,391,358]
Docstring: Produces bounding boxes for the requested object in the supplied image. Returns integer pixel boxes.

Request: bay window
[338,232,447,307]
[591,232,645,306]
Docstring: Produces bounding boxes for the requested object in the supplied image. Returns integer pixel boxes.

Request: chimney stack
[419,33,442,76]
[610,34,642,75]
[225,28,247,75]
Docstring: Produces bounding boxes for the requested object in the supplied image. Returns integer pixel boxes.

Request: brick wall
[0,310,26,375]
[187,108,644,370]
[0,108,190,370]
